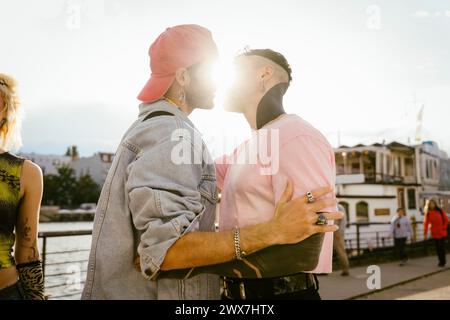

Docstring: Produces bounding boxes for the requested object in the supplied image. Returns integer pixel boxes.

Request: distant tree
[42,167,101,208]
[72,146,79,159]
[73,173,101,206]
[64,145,79,160]
[42,174,59,206]
[53,165,77,207]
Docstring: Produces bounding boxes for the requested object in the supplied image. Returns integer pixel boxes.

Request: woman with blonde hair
[0,73,45,300]
[424,199,449,268]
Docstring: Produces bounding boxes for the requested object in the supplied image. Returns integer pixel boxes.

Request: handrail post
[376,232,379,248]
[356,224,361,260]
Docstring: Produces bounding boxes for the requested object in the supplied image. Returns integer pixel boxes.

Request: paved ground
[358,269,450,300]
[319,253,450,300]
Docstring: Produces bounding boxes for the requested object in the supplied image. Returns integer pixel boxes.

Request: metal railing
[341,221,447,261]
[348,222,397,255]
[37,221,448,298]
[38,230,92,299]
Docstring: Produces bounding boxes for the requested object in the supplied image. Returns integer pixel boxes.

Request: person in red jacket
[424,199,449,267]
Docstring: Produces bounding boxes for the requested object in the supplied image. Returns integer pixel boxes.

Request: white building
[71,152,114,186]
[19,153,72,175]
[335,141,450,249]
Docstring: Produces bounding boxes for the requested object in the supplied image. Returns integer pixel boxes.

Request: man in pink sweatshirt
[215,49,337,300]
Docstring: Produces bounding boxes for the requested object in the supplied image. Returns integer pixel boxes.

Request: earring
[179,90,186,104]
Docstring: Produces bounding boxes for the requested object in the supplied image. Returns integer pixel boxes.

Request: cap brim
[137,74,175,103]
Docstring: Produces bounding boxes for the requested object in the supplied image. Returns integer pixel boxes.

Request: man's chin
[223,103,244,113]
[194,100,215,110]
[196,104,215,110]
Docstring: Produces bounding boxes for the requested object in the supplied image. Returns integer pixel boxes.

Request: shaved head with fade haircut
[241,48,293,84]
[224,48,293,114]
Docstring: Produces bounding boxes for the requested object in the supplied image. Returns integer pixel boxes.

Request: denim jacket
[81,100,220,300]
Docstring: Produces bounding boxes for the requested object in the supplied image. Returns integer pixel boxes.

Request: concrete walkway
[319,254,450,300]
[359,269,450,300]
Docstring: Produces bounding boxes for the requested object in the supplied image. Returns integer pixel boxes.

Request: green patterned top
[0,152,25,269]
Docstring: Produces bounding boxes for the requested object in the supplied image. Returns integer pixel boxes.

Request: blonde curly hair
[0,73,23,151]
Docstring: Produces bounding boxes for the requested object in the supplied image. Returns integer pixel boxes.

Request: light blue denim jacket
[81,100,220,300]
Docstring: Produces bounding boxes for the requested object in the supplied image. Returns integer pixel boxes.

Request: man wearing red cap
[137,25,219,109]
[82,25,340,300]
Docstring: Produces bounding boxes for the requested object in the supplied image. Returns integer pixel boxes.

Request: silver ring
[316,213,328,226]
[306,191,315,203]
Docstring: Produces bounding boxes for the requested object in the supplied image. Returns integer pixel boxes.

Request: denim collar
[138,99,196,128]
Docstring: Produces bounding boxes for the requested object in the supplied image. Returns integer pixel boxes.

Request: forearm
[158,233,325,279]
[161,221,275,271]
[15,241,40,265]
[150,185,339,277]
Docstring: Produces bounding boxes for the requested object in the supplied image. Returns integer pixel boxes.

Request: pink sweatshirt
[215,114,336,274]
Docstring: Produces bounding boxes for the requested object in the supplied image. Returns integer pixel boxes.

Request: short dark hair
[239,48,293,83]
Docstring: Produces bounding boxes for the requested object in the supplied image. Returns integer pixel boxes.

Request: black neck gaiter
[256,83,288,129]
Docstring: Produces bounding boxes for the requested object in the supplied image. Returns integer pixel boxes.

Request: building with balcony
[335,140,450,246]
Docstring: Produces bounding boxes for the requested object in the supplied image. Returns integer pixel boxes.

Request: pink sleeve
[214,154,230,191]
[271,135,336,211]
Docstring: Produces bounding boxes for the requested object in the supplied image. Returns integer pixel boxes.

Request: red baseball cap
[138,24,218,103]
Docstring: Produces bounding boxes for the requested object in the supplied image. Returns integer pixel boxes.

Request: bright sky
[1,0,450,158]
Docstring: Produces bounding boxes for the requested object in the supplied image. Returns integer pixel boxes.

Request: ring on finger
[306,191,315,203]
[316,213,328,226]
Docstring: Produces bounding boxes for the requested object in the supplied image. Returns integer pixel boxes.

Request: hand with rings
[267,180,344,246]
[306,191,329,225]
